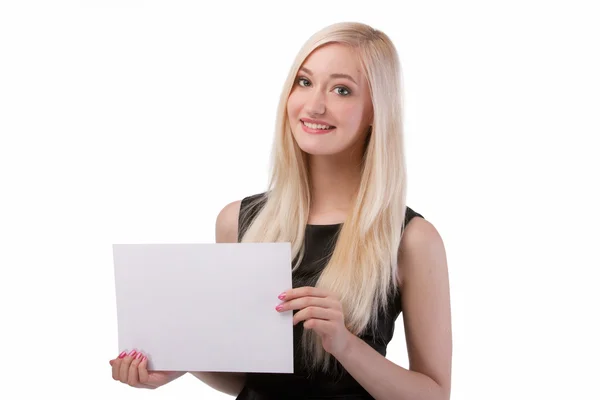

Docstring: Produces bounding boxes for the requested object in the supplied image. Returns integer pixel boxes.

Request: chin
[295,140,343,156]
[291,126,349,156]
[300,147,339,156]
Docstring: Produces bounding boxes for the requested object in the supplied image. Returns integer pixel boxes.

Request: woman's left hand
[276,286,353,357]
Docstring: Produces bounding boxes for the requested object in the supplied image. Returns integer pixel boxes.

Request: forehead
[300,43,364,81]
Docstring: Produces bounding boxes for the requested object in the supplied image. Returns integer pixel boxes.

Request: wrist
[333,331,361,363]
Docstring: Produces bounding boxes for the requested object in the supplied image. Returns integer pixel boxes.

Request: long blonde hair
[240,22,407,373]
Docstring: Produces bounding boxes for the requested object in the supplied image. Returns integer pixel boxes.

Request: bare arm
[189,199,247,397]
[334,218,453,400]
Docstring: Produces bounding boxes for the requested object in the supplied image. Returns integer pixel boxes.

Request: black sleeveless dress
[235,193,424,400]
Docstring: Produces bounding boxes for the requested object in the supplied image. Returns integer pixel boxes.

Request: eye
[298,77,311,87]
[334,87,351,96]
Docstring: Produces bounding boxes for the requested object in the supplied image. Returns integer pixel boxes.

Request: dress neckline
[306,223,343,228]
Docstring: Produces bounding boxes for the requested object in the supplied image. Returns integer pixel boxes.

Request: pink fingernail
[135,352,144,360]
[276,305,283,311]
[129,350,137,357]
[118,351,127,358]
[278,292,286,300]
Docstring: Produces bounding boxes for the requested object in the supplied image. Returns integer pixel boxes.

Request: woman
[110,21,452,400]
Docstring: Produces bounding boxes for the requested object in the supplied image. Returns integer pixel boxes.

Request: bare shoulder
[399,217,446,272]
[215,199,242,243]
[397,216,449,300]
[398,217,452,398]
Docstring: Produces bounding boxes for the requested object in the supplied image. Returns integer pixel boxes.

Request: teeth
[303,121,333,130]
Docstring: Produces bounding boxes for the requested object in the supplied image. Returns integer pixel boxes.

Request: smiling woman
[287,44,374,156]
[109,20,452,400]
[233,22,452,400]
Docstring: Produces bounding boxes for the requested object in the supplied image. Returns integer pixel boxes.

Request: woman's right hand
[109,349,185,389]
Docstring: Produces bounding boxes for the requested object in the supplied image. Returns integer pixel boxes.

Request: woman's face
[287,43,373,157]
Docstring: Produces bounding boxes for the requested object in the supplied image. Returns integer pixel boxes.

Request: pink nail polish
[118,351,127,359]
[278,292,286,300]
[276,305,283,311]
[135,352,144,360]
[129,350,137,357]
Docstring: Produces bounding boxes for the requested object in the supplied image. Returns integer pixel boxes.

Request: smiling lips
[300,118,336,134]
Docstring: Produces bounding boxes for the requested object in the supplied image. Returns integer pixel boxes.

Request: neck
[307,152,363,224]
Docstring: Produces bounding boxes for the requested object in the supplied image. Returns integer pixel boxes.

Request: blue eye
[335,87,351,96]
[298,78,311,87]
[296,77,351,96]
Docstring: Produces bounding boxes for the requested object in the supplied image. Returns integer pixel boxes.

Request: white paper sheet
[112,242,293,373]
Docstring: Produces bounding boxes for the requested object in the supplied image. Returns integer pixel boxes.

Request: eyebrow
[299,67,358,85]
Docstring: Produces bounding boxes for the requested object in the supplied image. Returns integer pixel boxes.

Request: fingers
[276,295,340,313]
[280,286,331,301]
[303,318,326,331]
[126,352,145,386]
[111,350,127,381]
[138,355,150,384]
[292,306,341,326]
[111,349,152,388]
[119,350,137,383]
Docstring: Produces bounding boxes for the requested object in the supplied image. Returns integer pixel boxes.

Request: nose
[305,90,326,116]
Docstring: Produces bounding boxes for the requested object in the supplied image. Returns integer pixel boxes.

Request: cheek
[286,92,302,120]
[337,103,366,129]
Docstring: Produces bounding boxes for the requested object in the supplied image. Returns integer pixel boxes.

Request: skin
[287,43,374,221]
[107,205,247,395]
[108,350,184,389]
[276,219,452,400]
[109,43,452,400]
[276,43,453,399]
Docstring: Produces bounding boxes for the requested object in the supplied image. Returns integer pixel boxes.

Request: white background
[1,0,598,398]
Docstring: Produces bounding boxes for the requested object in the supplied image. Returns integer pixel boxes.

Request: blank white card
[112,242,293,373]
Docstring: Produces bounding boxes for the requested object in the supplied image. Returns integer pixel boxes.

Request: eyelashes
[298,77,310,87]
